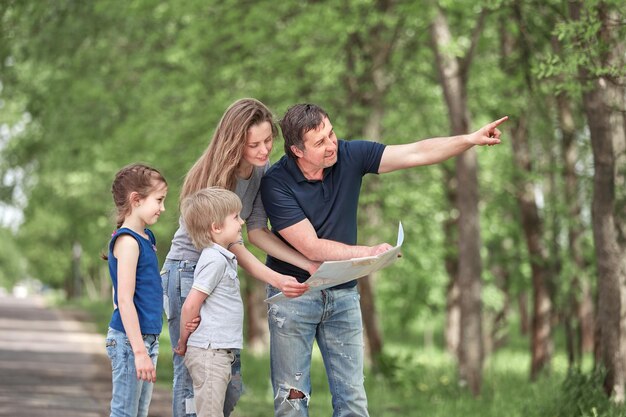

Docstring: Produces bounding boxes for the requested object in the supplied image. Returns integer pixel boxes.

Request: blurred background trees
[1,0,624,403]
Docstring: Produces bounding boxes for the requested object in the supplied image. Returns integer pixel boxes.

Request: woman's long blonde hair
[180,98,277,201]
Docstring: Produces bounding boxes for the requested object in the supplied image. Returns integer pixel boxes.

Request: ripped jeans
[266,285,369,417]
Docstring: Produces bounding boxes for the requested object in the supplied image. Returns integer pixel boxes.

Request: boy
[174,187,245,417]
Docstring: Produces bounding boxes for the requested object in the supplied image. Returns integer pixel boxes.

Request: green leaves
[0,0,608,343]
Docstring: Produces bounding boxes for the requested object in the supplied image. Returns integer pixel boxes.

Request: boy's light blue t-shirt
[187,243,243,350]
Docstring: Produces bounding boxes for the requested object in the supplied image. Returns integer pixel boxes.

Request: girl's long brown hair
[180,98,277,200]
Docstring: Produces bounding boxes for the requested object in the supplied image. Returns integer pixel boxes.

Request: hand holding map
[265,223,404,304]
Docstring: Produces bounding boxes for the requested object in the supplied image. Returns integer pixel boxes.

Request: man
[260,103,507,417]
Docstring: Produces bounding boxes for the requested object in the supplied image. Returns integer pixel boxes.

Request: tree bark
[499,3,554,380]
[431,6,485,396]
[555,88,594,361]
[242,270,269,354]
[584,78,624,400]
[342,0,400,371]
[570,0,626,401]
[509,115,553,380]
[518,292,530,336]
[443,166,460,356]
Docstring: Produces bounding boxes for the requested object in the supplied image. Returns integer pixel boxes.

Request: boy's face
[215,211,244,248]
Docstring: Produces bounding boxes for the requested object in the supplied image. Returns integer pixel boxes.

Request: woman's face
[242,121,273,168]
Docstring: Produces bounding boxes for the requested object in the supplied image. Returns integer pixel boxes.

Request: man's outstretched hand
[468,116,508,146]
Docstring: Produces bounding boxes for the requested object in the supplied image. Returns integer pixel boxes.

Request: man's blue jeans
[267,285,369,417]
[161,259,243,417]
[105,327,159,417]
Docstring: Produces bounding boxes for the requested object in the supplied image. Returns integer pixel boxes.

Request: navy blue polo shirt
[260,139,386,288]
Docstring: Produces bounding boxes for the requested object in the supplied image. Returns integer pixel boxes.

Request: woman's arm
[229,243,309,298]
[114,235,156,383]
[248,227,319,275]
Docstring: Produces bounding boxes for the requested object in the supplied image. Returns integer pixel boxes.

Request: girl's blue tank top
[108,227,163,335]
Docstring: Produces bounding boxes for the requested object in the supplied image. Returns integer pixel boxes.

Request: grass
[58,296,626,417]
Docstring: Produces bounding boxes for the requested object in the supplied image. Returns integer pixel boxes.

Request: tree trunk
[431,6,485,395]
[443,165,460,356]
[509,115,553,380]
[486,264,510,355]
[518,292,530,335]
[584,78,624,401]
[358,104,386,370]
[358,273,383,370]
[456,148,484,394]
[555,88,594,361]
[499,4,553,379]
[242,271,269,354]
[570,0,626,401]
[342,0,400,371]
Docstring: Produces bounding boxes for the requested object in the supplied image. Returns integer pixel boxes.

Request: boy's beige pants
[184,346,234,417]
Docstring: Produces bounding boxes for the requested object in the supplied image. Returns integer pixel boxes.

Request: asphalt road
[0,293,172,417]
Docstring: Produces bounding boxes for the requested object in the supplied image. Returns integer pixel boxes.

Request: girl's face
[241,121,273,168]
[135,182,167,226]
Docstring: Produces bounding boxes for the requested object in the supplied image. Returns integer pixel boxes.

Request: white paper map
[265,222,404,304]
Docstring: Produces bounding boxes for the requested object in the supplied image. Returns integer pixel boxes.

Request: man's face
[295,117,338,170]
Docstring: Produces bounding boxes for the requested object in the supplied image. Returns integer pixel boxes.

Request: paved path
[0,293,172,417]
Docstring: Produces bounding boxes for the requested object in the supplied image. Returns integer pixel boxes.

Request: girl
[162,98,316,417]
[105,163,167,417]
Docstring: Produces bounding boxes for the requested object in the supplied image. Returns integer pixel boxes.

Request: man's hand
[467,116,508,146]
[368,243,394,256]
[276,274,309,298]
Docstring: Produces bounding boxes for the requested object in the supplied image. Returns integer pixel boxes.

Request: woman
[162,98,314,417]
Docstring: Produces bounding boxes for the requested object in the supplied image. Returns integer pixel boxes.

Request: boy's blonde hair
[180,187,242,249]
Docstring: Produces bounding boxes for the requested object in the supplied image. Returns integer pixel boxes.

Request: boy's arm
[229,242,309,298]
[115,235,156,383]
[174,288,208,356]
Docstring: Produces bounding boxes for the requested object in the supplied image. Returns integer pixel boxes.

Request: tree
[430,3,488,395]
[573,1,626,401]
[499,1,556,380]
[548,0,625,400]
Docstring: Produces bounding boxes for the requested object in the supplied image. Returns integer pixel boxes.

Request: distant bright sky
[0,204,22,231]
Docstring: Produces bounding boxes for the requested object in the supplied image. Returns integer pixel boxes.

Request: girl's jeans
[105,327,159,417]
[161,258,243,417]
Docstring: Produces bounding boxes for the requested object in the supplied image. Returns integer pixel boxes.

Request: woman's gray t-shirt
[165,164,268,262]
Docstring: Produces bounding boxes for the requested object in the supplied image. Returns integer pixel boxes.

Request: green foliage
[541,368,626,417]
[0,226,26,289]
[536,0,626,95]
[0,0,614,398]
